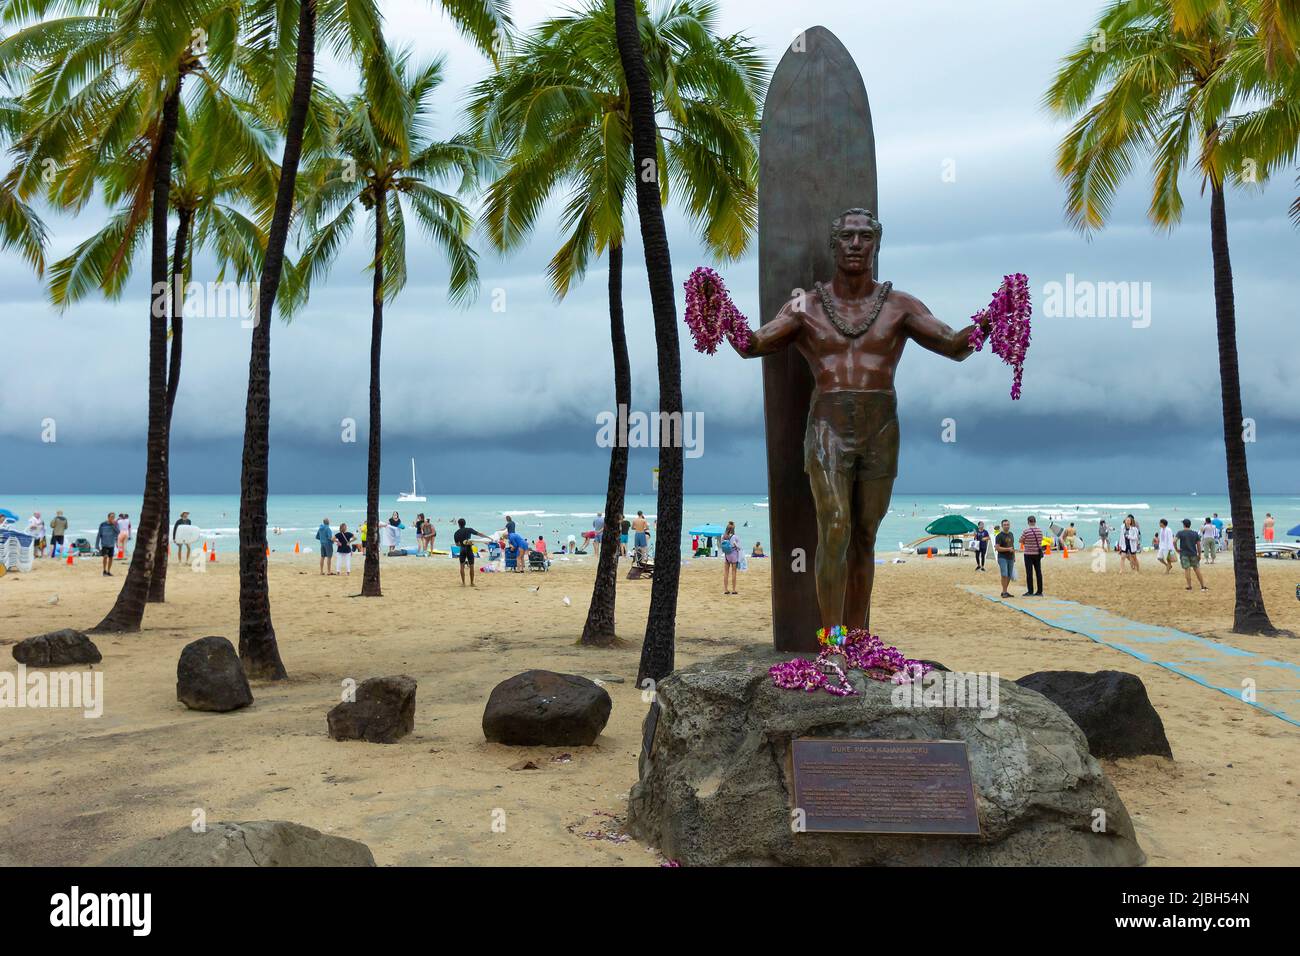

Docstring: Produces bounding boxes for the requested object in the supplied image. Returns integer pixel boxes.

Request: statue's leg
[846,476,893,630]
[807,463,854,627]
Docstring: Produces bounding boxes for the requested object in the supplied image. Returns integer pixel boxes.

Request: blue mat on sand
[962,587,1300,728]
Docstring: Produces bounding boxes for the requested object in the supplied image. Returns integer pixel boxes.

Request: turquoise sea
[3,492,1297,556]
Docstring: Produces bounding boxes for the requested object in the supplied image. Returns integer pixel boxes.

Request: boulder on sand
[12,628,102,667]
[1016,670,1173,759]
[483,670,612,746]
[327,675,417,743]
[99,821,375,867]
[627,648,1145,866]
[176,636,253,712]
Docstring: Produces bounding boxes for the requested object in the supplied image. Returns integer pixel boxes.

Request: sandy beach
[2,548,1298,867]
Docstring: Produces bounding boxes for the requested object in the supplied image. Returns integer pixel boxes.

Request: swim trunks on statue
[803,388,900,482]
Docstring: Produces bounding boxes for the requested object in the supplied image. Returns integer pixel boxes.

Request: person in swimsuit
[453,518,492,587]
[731,207,992,629]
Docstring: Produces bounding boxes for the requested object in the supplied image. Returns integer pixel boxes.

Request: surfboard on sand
[759,26,878,652]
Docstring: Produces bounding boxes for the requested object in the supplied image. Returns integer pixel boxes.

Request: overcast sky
[2,0,1297,496]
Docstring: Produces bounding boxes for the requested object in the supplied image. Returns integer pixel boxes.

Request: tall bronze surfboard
[759,26,877,652]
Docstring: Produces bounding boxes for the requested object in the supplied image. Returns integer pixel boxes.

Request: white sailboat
[397,458,426,502]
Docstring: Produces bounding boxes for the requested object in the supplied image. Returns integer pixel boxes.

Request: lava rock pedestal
[626,648,1145,866]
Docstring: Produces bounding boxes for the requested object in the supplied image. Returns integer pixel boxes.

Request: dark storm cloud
[1,0,1296,494]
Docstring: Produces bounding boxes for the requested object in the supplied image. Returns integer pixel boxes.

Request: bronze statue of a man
[734,208,990,630]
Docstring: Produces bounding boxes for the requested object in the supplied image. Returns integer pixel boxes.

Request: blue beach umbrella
[688,524,725,537]
[0,508,18,522]
[1288,524,1300,538]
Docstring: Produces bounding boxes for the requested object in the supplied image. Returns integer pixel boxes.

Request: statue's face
[833,213,878,276]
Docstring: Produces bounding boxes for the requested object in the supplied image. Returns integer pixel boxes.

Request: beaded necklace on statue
[815,280,891,339]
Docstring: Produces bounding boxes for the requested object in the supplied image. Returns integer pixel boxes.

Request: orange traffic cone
[1064,548,1070,559]
[925,548,935,559]
[66,552,74,566]
[202,541,208,552]
[294,541,300,554]
[209,547,216,562]
[116,548,124,559]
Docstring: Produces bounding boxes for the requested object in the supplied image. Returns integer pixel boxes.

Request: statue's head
[829,208,881,276]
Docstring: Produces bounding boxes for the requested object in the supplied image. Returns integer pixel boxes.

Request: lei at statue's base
[626,647,1145,867]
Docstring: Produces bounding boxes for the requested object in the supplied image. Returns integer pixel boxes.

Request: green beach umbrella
[924,515,978,536]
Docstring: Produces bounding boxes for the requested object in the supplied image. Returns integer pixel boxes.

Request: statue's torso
[792,282,911,392]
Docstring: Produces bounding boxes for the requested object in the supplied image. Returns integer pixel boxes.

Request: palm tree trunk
[92,80,183,633]
[149,204,193,604]
[361,186,385,597]
[613,0,683,689]
[581,243,630,646]
[1209,181,1274,634]
[238,0,316,679]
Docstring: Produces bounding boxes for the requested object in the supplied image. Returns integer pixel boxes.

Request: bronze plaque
[790,738,980,835]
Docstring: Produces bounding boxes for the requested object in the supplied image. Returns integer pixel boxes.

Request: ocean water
[4,492,1297,556]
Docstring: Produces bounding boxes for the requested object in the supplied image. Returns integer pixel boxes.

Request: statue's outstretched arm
[734,303,800,358]
[903,295,988,362]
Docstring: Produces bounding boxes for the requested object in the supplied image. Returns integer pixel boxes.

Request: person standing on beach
[1211,513,1225,552]
[49,510,68,558]
[1098,518,1109,551]
[334,523,356,575]
[619,514,631,557]
[454,518,492,586]
[721,520,741,594]
[632,511,651,563]
[973,521,990,571]
[1155,518,1176,573]
[1020,515,1044,596]
[994,519,1016,598]
[27,512,47,558]
[1120,515,1141,571]
[97,513,118,576]
[1176,519,1208,591]
[1263,513,1275,543]
[505,515,516,536]
[1201,517,1217,564]
[173,511,193,563]
[116,513,131,556]
[316,518,335,575]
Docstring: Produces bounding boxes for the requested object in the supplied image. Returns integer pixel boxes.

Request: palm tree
[47,95,279,603]
[286,55,484,598]
[1173,1,1300,223]
[0,73,46,271]
[611,0,685,685]
[233,0,511,680]
[1,0,242,633]
[1046,0,1287,634]
[467,0,763,647]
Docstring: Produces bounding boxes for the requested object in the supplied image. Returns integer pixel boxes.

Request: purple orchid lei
[967,273,1032,400]
[683,266,753,354]
[769,627,931,697]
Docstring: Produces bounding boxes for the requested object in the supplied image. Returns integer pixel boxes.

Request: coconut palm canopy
[924,515,979,536]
